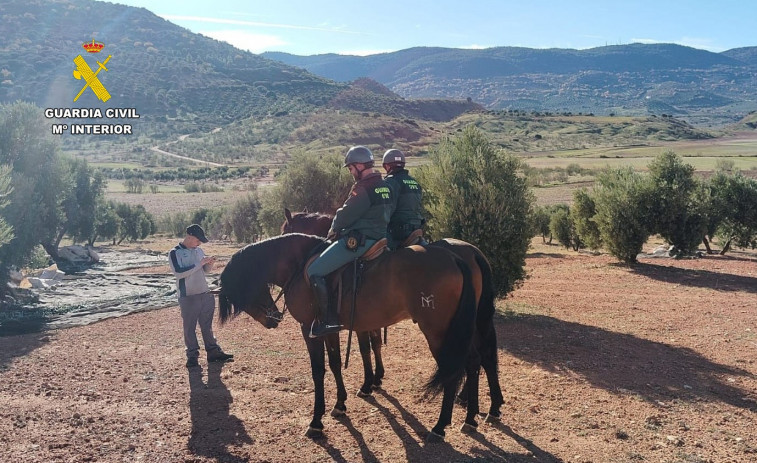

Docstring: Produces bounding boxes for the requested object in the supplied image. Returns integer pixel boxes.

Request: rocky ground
[0,238,755,463]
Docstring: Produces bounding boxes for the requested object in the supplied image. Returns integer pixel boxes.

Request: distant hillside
[0,0,477,135]
[0,0,343,127]
[722,47,757,66]
[263,44,757,127]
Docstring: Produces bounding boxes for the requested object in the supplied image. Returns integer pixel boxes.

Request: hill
[0,0,477,139]
[263,43,757,127]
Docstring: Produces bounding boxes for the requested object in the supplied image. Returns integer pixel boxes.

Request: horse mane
[218,234,326,323]
[294,211,333,220]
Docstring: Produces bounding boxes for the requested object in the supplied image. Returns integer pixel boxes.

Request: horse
[217,233,479,440]
[281,208,505,423]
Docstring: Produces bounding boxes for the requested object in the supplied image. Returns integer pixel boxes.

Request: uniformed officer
[382,149,426,249]
[306,146,392,337]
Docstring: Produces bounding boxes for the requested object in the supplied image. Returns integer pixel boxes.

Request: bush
[416,126,534,296]
[226,193,262,243]
[258,151,353,236]
[592,167,652,263]
[646,151,704,255]
[530,205,552,243]
[549,205,581,251]
[571,189,602,250]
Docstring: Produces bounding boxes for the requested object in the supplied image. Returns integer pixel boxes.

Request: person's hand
[202,256,216,267]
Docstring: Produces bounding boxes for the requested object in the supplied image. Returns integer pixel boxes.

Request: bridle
[265,265,299,321]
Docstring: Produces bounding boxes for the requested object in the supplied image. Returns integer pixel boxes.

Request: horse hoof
[357,389,373,398]
[305,426,324,438]
[460,422,479,434]
[330,406,346,418]
[485,413,501,424]
[425,430,445,443]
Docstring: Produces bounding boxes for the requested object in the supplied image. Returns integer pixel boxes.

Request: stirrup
[309,320,342,338]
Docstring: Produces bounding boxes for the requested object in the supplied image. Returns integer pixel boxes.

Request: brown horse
[217,233,478,440]
[281,208,505,424]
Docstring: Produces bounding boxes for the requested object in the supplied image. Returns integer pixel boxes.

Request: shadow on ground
[188,362,253,462]
[0,330,50,370]
[497,313,756,412]
[312,389,563,463]
[629,261,757,294]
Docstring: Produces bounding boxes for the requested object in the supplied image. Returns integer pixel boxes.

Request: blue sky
[114,0,756,56]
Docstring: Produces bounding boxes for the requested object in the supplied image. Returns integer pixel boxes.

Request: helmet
[343,146,374,167]
[382,149,405,165]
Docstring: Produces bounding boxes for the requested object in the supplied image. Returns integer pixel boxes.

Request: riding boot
[309,276,341,338]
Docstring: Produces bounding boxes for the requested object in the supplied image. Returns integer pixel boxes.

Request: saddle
[304,238,389,314]
[401,229,425,247]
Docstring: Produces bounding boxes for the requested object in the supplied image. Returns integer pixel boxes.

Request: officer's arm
[330,186,371,234]
[386,177,400,216]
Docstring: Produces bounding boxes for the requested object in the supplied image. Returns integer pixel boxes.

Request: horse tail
[424,257,477,396]
[474,250,496,334]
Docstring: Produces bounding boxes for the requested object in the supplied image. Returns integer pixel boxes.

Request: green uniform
[308,172,392,278]
[385,169,424,249]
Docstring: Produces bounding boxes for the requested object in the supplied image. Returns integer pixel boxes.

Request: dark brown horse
[281,209,505,424]
[217,233,478,439]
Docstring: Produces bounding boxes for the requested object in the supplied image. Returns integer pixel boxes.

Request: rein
[266,258,304,321]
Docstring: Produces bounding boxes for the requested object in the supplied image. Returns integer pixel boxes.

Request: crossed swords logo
[73,54,112,102]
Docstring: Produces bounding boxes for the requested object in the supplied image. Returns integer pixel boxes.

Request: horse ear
[284,208,292,222]
[302,207,309,213]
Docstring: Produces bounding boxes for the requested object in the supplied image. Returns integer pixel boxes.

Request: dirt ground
[0,238,755,463]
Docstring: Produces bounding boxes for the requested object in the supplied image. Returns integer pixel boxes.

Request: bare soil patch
[0,239,755,462]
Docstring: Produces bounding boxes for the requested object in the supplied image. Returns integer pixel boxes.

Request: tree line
[2,100,755,303]
[532,151,757,261]
[0,102,157,296]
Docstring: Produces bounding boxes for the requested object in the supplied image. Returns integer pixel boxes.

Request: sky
[113,0,757,56]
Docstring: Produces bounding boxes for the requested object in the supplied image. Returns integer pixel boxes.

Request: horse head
[280,209,333,237]
[218,234,327,329]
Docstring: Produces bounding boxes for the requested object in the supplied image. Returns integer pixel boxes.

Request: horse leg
[325,333,348,417]
[480,323,504,421]
[461,348,481,434]
[369,329,385,389]
[428,379,458,442]
[456,379,469,407]
[301,325,327,438]
[356,331,375,397]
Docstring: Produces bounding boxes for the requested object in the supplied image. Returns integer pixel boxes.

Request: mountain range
[0,0,476,135]
[263,44,757,127]
[1,0,754,156]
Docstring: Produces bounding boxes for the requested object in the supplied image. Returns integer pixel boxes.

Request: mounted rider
[382,149,427,249]
[306,146,393,337]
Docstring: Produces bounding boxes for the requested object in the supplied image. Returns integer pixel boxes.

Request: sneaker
[186,357,199,368]
[207,351,234,363]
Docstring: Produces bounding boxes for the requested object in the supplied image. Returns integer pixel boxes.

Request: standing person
[382,149,427,249]
[169,224,233,368]
[306,146,393,337]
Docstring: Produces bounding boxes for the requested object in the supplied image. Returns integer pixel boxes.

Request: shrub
[571,189,602,250]
[549,205,581,251]
[646,151,704,255]
[416,126,534,296]
[258,151,353,236]
[592,167,652,263]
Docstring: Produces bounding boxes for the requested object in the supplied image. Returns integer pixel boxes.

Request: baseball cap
[186,224,208,243]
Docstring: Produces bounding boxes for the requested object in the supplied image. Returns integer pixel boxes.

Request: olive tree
[592,167,652,263]
[258,150,353,236]
[416,126,533,296]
